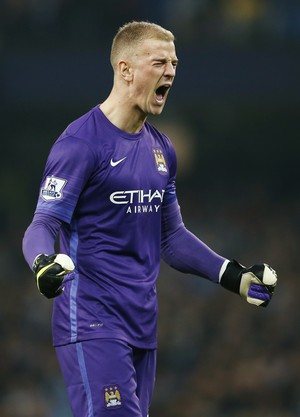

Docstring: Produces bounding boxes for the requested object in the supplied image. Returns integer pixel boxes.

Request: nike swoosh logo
[110,157,127,167]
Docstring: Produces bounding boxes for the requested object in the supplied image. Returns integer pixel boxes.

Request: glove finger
[249,283,270,294]
[38,273,64,297]
[43,287,64,299]
[248,283,271,302]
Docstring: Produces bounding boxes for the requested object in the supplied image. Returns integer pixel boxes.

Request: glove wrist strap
[220,260,244,294]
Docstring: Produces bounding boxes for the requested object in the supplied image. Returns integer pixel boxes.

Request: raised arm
[161,200,277,306]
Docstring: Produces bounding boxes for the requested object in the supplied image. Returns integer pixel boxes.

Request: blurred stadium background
[1,0,300,416]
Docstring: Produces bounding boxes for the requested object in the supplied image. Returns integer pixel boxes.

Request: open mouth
[155,85,171,102]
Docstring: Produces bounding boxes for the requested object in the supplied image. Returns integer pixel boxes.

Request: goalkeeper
[22,20,277,417]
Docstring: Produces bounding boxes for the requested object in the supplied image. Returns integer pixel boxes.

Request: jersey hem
[53,331,158,350]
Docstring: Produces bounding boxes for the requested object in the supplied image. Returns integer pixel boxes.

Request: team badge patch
[153,148,168,175]
[104,386,122,408]
[41,176,67,201]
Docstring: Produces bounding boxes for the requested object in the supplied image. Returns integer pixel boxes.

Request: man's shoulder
[63,106,99,139]
[145,121,171,144]
[144,121,175,156]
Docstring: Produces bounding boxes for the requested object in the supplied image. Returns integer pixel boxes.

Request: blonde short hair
[110,21,175,70]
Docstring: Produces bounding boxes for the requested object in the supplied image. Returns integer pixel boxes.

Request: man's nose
[164,62,176,77]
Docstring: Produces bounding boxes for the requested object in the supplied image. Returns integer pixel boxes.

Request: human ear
[119,61,134,82]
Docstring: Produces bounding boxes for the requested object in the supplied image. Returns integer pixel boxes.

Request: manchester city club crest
[104,385,122,409]
[41,176,67,201]
[153,148,168,175]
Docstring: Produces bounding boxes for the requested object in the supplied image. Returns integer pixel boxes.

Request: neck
[100,90,146,134]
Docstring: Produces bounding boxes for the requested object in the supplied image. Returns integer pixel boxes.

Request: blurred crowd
[1,1,300,416]
[1,0,300,51]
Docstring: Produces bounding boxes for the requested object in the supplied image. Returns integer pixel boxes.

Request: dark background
[1,0,300,416]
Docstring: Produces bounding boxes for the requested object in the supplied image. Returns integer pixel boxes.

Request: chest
[97,136,170,195]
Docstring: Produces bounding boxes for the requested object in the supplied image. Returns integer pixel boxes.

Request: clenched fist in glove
[220,260,277,306]
[33,253,75,299]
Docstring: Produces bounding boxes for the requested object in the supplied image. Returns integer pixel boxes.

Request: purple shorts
[55,339,157,417]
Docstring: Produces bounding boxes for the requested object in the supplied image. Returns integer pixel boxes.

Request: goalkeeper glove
[33,253,75,299]
[220,260,277,307]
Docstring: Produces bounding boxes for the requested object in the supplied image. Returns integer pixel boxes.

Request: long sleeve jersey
[23,106,226,348]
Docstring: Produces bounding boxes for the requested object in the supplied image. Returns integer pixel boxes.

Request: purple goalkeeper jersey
[35,106,177,348]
